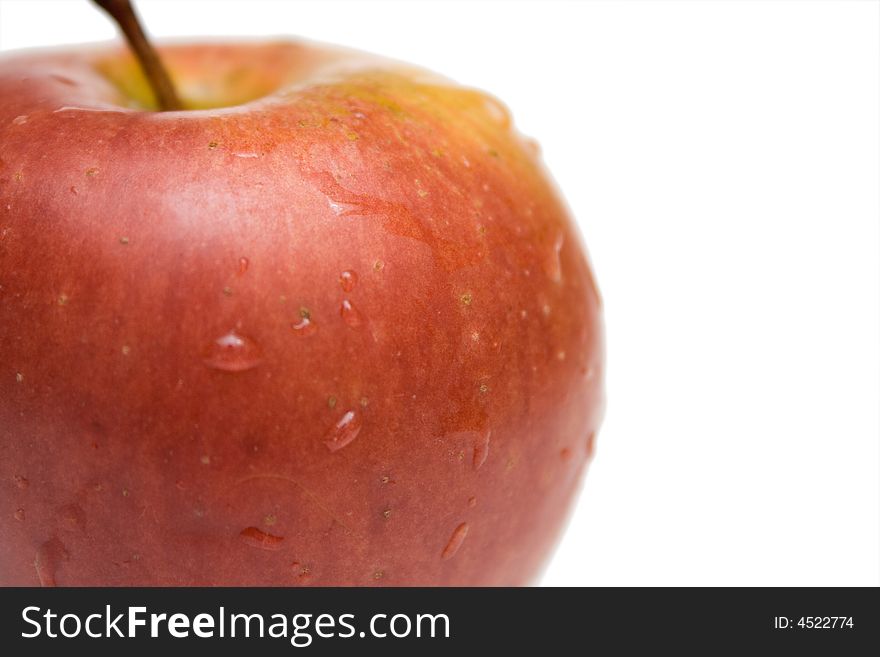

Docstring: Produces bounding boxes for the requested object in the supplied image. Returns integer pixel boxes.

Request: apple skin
[0,41,603,586]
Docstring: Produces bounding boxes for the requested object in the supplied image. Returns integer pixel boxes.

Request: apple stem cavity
[91,0,182,111]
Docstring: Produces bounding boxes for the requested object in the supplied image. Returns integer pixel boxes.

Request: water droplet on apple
[202,330,262,372]
[441,522,469,560]
[586,431,596,460]
[238,257,249,275]
[14,508,25,522]
[545,232,564,283]
[327,197,363,217]
[239,526,284,550]
[340,299,364,328]
[482,96,511,129]
[524,136,542,157]
[50,74,77,87]
[12,115,28,126]
[468,496,477,508]
[473,430,491,470]
[233,152,259,159]
[57,503,86,533]
[339,270,358,292]
[53,106,127,115]
[291,316,317,337]
[323,409,362,452]
[34,537,67,587]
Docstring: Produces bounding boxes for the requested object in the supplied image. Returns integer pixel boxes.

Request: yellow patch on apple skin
[375,96,404,116]
[95,45,303,110]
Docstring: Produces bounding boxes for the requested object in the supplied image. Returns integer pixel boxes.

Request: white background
[1,0,878,586]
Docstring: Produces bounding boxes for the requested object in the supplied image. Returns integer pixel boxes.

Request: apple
[0,16,603,585]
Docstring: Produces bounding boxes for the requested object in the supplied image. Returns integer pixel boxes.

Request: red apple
[0,38,603,585]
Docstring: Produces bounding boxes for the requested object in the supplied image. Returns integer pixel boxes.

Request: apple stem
[91,0,182,111]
